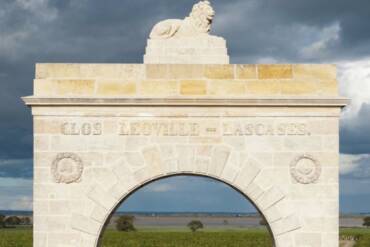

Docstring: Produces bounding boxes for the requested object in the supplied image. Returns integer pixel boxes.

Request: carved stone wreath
[51,153,83,184]
[290,154,321,184]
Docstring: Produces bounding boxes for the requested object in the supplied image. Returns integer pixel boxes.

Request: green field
[101,229,272,247]
[0,227,370,246]
[340,228,370,247]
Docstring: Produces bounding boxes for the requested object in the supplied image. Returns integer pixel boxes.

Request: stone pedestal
[24,64,347,247]
[144,35,229,64]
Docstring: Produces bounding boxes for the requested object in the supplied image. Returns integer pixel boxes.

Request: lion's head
[189,0,215,34]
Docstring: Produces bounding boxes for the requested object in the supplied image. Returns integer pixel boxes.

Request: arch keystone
[208,145,231,177]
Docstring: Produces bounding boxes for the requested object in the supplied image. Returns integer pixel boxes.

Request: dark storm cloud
[0,0,370,175]
[341,103,370,154]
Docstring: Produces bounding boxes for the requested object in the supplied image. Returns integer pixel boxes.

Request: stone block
[205,65,234,79]
[209,80,246,96]
[180,80,207,95]
[34,118,62,134]
[221,164,238,183]
[195,157,210,174]
[96,81,136,96]
[293,64,336,81]
[234,160,261,188]
[49,200,71,215]
[87,185,116,211]
[256,187,285,210]
[34,79,55,96]
[244,182,264,201]
[36,63,81,79]
[34,136,50,151]
[280,80,318,95]
[55,80,95,96]
[318,80,338,95]
[168,65,204,79]
[140,80,178,96]
[245,80,281,95]
[176,145,196,172]
[236,65,257,79]
[49,233,81,246]
[272,214,301,236]
[264,205,283,223]
[295,233,322,247]
[92,168,118,190]
[146,65,168,79]
[208,146,231,177]
[33,232,47,247]
[258,65,293,79]
[91,205,109,223]
[163,159,179,174]
[71,214,101,235]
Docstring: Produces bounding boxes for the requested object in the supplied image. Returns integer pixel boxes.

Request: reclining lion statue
[149,0,215,39]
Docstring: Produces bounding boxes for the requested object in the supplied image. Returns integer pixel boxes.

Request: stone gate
[23,2,348,246]
[24,63,347,247]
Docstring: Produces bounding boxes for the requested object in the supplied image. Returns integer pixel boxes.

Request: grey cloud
[0,0,369,173]
[340,155,370,180]
[341,103,370,154]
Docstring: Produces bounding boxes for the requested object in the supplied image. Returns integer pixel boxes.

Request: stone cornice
[22,96,349,107]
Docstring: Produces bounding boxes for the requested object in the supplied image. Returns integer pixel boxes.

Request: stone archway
[68,144,300,247]
[95,173,282,247]
[24,63,347,247]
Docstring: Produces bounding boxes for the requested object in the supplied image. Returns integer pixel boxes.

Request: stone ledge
[22,96,349,107]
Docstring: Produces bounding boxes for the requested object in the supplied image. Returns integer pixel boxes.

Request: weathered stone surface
[180,80,207,95]
[258,65,293,79]
[26,63,345,247]
[96,81,136,96]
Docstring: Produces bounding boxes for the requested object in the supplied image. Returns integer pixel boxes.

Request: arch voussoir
[234,159,261,188]
[87,185,117,212]
[208,145,231,177]
[71,213,101,236]
[255,187,285,211]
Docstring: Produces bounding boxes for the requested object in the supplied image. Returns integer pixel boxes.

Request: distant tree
[187,220,204,232]
[116,215,136,232]
[5,216,21,226]
[259,218,268,226]
[20,217,31,225]
[0,215,5,228]
[363,216,370,228]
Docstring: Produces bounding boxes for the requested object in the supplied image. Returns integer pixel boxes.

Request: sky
[0,0,370,214]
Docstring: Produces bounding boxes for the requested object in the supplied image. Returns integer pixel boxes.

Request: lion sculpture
[149,0,215,39]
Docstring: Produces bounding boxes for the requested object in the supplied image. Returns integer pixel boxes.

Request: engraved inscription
[62,122,102,136]
[290,154,321,184]
[119,122,200,136]
[51,153,84,184]
[119,121,309,137]
[223,123,309,136]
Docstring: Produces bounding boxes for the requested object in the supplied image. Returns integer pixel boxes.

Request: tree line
[0,215,32,228]
[115,215,204,232]
[114,215,370,232]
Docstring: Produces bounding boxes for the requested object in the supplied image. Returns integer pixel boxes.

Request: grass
[0,227,369,246]
[340,228,370,247]
[100,229,273,247]
[0,228,32,247]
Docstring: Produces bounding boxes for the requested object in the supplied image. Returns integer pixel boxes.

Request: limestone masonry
[23,2,347,247]
[144,0,229,64]
[24,63,347,247]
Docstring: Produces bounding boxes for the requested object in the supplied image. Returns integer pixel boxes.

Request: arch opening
[96,173,276,247]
